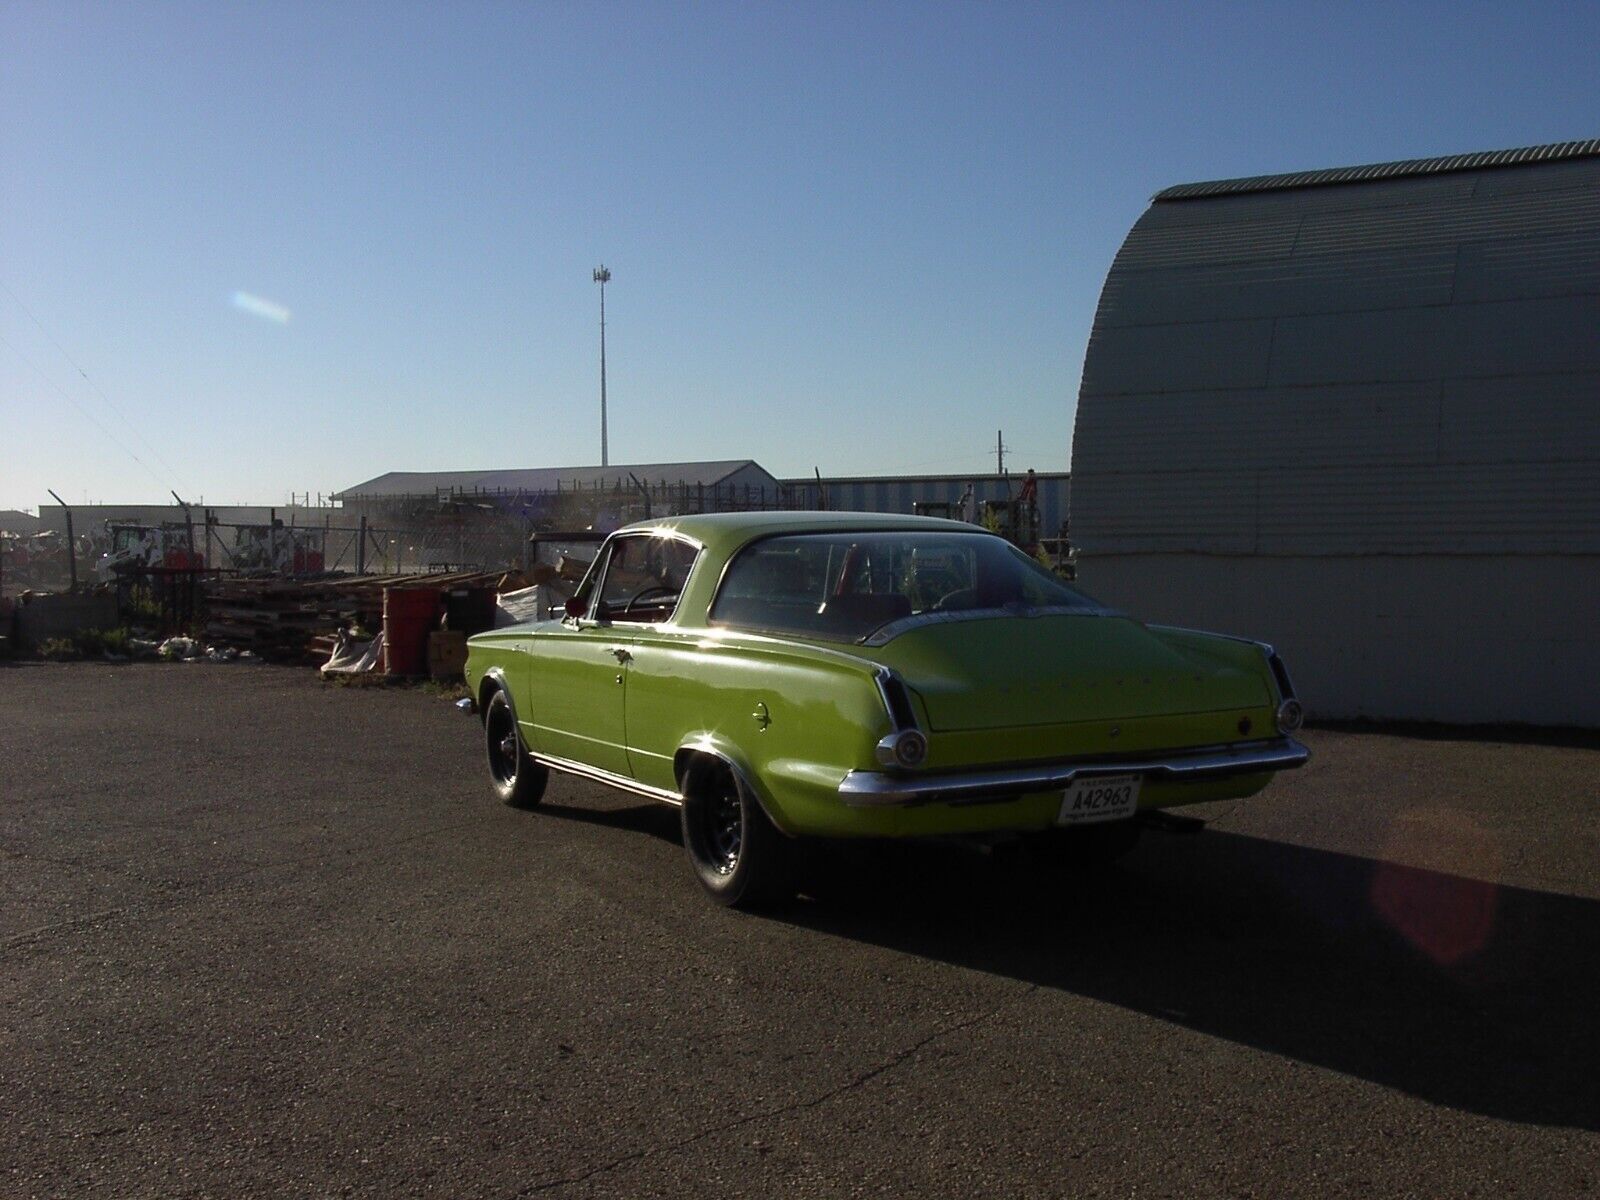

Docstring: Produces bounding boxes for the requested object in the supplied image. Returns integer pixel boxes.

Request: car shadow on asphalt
[778,828,1600,1133]
[534,799,684,840]
[524,799,1597,1131]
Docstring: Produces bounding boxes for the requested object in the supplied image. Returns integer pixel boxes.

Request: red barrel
[384,585,441,676]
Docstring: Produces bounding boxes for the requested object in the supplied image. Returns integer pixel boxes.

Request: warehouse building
[1071,140,1600,726]
[335,459,781,507]
[333,460,1068,532]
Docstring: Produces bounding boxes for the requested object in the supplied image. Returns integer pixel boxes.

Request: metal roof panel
[335,460,769,499]
[1155,139,1600,202]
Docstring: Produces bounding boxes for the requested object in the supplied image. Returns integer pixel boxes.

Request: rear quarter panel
[624,628,889,833]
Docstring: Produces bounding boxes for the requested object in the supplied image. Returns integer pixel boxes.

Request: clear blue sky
[3,0,1596,510]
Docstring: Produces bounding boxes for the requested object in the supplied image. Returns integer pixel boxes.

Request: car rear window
[709,531,1098,641]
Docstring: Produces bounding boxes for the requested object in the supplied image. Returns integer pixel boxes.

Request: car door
[524,535,643,776]
[614,536,702,792]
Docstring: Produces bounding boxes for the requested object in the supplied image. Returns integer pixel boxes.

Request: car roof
[603,510,1010,631]
[619,509,992,557]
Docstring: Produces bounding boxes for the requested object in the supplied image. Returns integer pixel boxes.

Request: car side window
[594,535,698,624]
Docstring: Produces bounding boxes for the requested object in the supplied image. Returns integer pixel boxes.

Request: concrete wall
[1080,553,1600,727]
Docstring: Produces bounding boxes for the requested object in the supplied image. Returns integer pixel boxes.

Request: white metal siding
[1073,151,1600,725]
[1081,554,1600,727]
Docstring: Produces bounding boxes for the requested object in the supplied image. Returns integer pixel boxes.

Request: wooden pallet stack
[202,572,504,661]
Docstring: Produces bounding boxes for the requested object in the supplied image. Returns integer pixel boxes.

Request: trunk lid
[860,614,1271,731]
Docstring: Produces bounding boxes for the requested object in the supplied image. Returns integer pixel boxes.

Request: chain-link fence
[4,477,815,599]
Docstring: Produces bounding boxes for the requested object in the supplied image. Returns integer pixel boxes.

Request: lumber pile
[202,572,503,661]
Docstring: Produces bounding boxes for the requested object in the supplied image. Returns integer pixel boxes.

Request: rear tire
[680,758,794,908]
[484,687,548,809]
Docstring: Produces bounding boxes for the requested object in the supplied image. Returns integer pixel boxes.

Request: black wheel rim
[487,700,518,786]
[693,773,743,875]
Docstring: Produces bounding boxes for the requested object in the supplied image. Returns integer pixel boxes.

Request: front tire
[484,687,548,809]
[680,758,794,908]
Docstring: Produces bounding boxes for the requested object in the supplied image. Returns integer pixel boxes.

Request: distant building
[334,459,780,504]
[329,460,789,569]
[1072,140,1600,726]
[782,472,1068,536]
[0,510,41,535]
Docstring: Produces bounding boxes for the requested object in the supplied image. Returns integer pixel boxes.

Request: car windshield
[709,531,1101,641]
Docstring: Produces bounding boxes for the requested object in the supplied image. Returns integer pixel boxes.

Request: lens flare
[232,291,291,324]
[1370,808,1501,965]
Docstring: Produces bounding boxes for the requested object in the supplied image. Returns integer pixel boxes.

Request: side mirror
[564,596,587,619]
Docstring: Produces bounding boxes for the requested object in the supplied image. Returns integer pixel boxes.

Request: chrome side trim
[837,737,1311,808]
[532,751,683,807]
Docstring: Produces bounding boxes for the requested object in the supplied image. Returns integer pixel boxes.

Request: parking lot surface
[3,663,1597,1197]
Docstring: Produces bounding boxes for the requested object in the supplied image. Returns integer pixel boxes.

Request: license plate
[1057,773,1142,825]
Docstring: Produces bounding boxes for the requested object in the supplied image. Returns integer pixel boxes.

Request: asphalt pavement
[2,663,1597,1198]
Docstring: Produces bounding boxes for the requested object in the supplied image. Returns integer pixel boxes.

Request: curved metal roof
[1155,139,1600,202]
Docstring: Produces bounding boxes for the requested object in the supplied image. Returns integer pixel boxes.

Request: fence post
[357,514,367,574]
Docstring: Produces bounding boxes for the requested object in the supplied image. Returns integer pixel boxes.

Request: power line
[0,279,189,493]
[0,330,177,495]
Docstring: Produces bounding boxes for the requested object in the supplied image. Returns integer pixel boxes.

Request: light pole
[593,265,611,467]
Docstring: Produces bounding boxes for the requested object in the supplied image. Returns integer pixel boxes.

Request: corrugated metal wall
[1072,151,1600,726]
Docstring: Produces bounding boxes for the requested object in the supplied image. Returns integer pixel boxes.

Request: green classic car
[464,511,1308,906]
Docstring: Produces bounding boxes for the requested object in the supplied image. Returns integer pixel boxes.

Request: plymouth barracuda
[464,511,1308,906]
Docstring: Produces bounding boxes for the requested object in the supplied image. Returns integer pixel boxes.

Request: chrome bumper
[837,736,1310,808]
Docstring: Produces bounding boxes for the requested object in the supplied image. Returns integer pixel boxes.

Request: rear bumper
[836,736,1310,808]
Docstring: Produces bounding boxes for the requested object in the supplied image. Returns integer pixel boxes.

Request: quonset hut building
[1071,141,1600,727]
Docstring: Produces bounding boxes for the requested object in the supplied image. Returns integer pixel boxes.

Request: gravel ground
[2,662,1597,1198]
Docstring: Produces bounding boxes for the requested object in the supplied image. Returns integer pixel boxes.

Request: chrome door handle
[611,647,632,663]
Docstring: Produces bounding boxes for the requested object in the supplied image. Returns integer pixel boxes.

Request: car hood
[856,614,1272,732]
